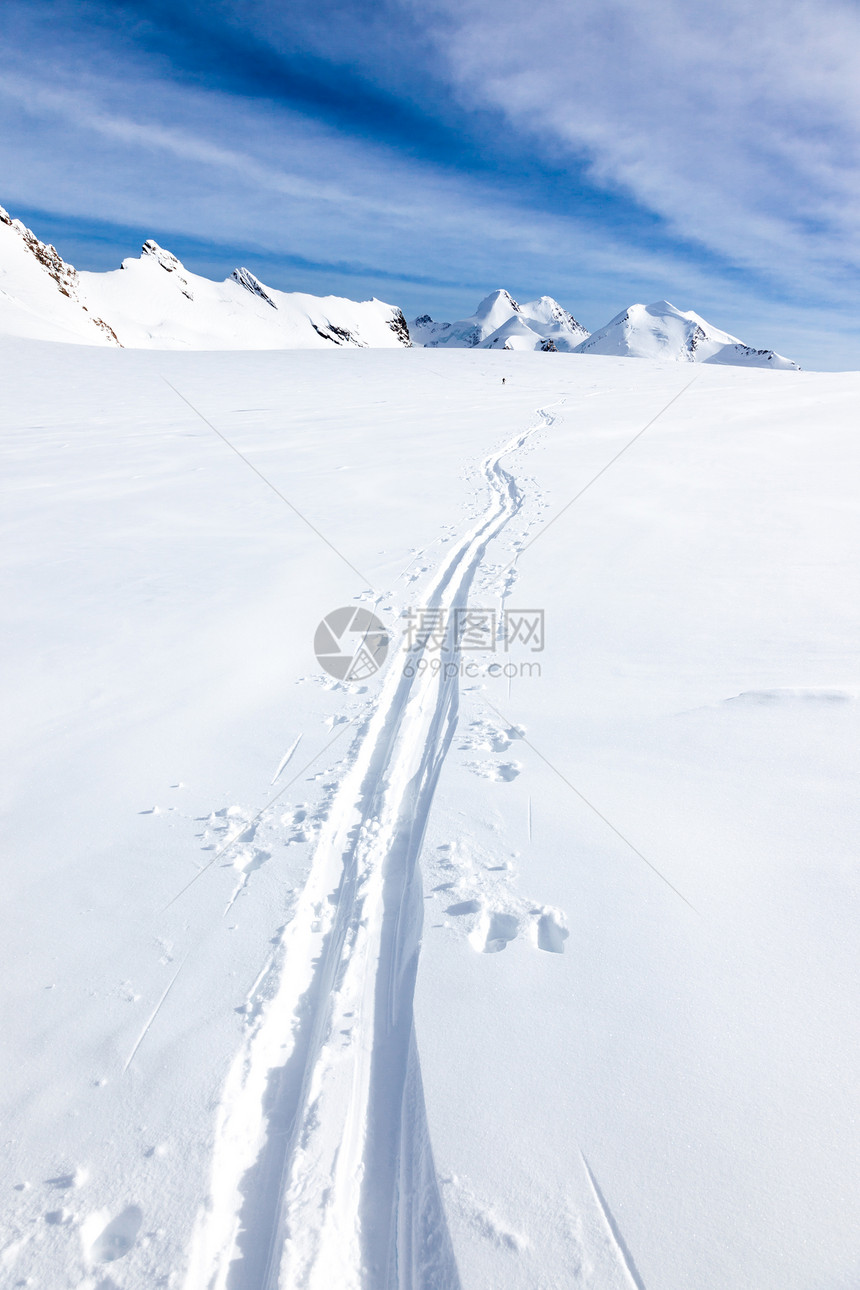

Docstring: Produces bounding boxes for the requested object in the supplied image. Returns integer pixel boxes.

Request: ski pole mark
[162,721,355,911]
[272,736,302,785]
[581,1153,648,1290]
[122,955,189,1075]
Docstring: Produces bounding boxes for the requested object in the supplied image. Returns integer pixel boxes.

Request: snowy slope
[576,299,800,368]
[0,206,409,350]
[79,241,411,351]
[1,340,858,1290]
[518,294,590,350]
[0,205,120,346]
[410,289,523,348]
[411,289,589,351]
[481,313,555,351]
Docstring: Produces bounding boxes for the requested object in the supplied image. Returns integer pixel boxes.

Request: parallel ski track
[186,410,553,1290]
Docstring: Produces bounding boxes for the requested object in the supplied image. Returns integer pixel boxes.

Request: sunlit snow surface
[0,209,409,352]
[1,342,858,1289]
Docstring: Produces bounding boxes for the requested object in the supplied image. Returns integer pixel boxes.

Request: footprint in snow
[469,910,520,953]
[236,848,270,876]
[440,875,569,956]
[460,718,522,754]
[84,1205,143,1264]
[445,899,482,916]
[441,1175,528,1253]
[466,760,521,782]
[531,908,570,954]
[45,1209,72,1225]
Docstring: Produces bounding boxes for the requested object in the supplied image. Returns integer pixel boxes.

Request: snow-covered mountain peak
[139,240,185,274]
[469,289,523,339]
[519,295,589,342]
[0,204,798,367]
[0,203,121,345]
[482,314,546,350]
[77,248,411,349]
[411,289,795,367]
[475,288,520,319]
[121,237,194,301]
[1,203,80,298]
[520,295,581,329]
[575,299,799,369]
[0,203,409,351]
[411,288,589,352]
[231,267,278,308]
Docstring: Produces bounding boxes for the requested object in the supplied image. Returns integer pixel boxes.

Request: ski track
[184,409,555,1290]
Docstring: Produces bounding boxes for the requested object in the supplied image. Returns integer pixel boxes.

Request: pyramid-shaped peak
[644,299,685,317]
[475,289,520,319]
[520,295,588,335]
[231,267,277,308]
[141,240,184,273]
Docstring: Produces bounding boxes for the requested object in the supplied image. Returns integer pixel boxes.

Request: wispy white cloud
[0,56,716,297]
[417,0,860,303]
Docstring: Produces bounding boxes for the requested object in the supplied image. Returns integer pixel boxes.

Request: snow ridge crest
[0,202,410,351]
[231,267,278,308]
[411,292,798,367]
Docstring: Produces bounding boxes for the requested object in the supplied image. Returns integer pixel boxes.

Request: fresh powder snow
[1,331,857,1289]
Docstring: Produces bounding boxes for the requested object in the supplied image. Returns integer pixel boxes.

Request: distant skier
[502,377,506,384]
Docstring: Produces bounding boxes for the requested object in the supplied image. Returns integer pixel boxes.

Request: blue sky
[2,0,859,367]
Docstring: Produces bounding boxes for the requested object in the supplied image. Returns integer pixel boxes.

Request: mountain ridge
[1,204,798,367]
[410,288,590,352]
[0,207,410,351]
[413,293,799,369]
[575,299,799,368]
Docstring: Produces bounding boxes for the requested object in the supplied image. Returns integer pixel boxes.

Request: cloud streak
[420,0,860,298]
